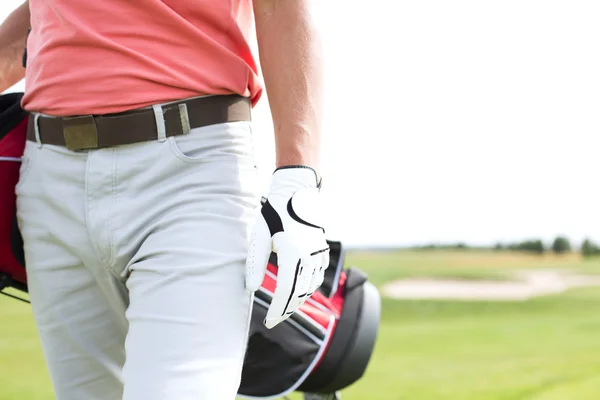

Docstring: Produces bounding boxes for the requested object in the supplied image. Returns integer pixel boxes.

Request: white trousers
[15,119,260,400]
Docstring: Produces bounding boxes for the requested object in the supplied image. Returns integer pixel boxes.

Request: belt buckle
[62,115,98,150]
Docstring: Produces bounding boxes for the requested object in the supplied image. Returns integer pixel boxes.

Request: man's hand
[0,1,29,92]
[245,166,329,329]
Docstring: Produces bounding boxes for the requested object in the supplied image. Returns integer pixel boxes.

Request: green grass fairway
[3,250,600,399]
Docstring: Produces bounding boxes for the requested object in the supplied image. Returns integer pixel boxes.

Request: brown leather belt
[26,94,251,151]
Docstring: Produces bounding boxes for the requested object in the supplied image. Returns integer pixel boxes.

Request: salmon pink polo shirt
[21,0,263,116]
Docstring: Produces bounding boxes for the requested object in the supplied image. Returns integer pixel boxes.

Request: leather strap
[26,94,251,151]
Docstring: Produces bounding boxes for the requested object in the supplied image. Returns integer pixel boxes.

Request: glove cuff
[273,166,321,190]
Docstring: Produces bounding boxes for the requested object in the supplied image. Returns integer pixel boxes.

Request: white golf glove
[246,166,330,329]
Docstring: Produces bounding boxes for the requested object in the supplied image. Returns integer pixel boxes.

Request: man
[0,1,329,399]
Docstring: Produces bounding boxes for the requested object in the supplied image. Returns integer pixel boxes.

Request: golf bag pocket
[238,241,381,399]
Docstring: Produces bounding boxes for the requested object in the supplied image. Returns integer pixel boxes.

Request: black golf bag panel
[238,242,381,399]
[299,267,381,394]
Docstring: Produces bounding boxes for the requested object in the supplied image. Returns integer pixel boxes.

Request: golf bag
[0,92,27,298]
[0,92,381,399]
[239,241,381,398]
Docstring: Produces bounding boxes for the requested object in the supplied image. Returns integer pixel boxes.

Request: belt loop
[152,104,167,142]
[33,114,42,148]
[178,103,191,135]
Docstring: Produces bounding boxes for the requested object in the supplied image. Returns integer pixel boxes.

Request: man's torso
[22,0,262,116]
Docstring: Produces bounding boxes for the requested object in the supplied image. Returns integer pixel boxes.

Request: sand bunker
[382,270,600,301]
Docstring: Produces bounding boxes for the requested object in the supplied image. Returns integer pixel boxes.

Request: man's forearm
[0,1,30,92]
[253,0,324,176]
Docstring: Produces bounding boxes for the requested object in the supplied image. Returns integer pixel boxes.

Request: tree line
[411,236,600,258]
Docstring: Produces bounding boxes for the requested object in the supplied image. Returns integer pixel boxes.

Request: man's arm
[253,0,324,175]
[0,1,30,92]
[246,0,328,330]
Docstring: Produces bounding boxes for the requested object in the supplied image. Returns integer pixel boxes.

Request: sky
[2,0,599,248]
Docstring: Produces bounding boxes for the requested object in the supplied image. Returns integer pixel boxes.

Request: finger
[265,249,303,329]
[321,248,330,273]
[307,246,329,295]
[284,256,316,313]
[309,255,326,295]
[245,215,272,292]
[310,268,325,295]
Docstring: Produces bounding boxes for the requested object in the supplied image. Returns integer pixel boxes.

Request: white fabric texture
[15,120,260,400]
